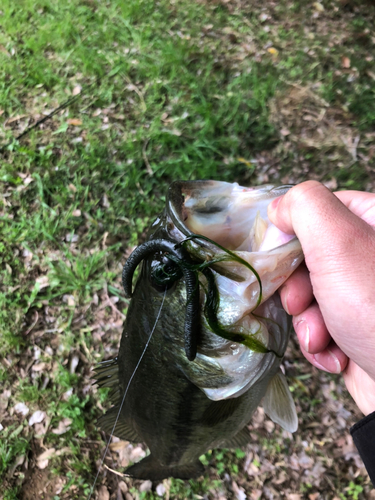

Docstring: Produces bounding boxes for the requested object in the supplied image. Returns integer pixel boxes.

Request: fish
[94,180,304,481]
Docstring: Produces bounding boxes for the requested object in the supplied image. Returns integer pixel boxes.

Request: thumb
[268,180,375,377]
[267,180,371,273]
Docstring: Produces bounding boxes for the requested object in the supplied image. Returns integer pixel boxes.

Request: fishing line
[87,288,167,500]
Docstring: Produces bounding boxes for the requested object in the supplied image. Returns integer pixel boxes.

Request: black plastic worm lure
[122,239,200,361]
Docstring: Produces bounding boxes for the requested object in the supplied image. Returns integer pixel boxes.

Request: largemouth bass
[94,180,303,480]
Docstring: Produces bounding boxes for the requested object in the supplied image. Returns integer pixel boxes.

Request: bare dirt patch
[21,468,65,500]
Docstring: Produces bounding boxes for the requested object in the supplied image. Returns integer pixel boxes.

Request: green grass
[1,0,375,498]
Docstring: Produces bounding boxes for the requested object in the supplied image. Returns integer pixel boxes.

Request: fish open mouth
[167,180,302,325]
[168,180,295,251]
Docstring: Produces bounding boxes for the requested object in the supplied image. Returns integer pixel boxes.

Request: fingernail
[304,322,310,353]
[327,349,342,374]
[313,350,341,374]
[295,320,309,352]
[281,287,290,314]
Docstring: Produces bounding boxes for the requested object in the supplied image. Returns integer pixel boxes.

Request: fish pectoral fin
[124,454,205,481]
[218,426,251,448]
[262,370,298,433]
[97,406,141,443]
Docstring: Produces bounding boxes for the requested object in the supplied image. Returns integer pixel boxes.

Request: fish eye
[150,255,183,292]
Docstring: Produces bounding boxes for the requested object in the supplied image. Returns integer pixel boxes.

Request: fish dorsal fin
[262,370,298,433]
[97,405,142,443]
[93,357,118,387]
[93,357,120,404]
[94,358,141,443]
[218,426,251,449]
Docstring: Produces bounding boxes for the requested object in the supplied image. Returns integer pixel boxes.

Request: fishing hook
[122,239,200,361]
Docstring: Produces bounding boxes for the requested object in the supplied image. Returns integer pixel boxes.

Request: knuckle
[286,181,326,207]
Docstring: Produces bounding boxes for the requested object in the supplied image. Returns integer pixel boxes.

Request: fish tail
[124,454,204,481]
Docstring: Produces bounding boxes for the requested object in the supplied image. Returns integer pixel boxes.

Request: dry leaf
[232,481,246,500]
[37,447,56,469]
[341,56,351,69]
[70,354,80,374]
[0,390,11,414]
[130,446,146,461]
[267,47,279,57]
[23,249,33,262]
[170,128,182,136]
[36,275,49,289]
[72,85,82,96]
[29,410,46,426]
[7,455,25,476]
[264,419,275,432]
[109,441,129,452]
[97,485,110,500]
[156,483,166,497]
[118,482,128,493]
[65,233,79,243]
[6,114,28,124]
[280,128,290,136]
[139,481,152,493]
[323,178,338,190]
[37,459,49,469]
[16,175,35,192]
[23,176,34,186]
[102,194,110,208]
[14,402,29,416]
[313,2,324,11]
[32,362,46,372]
[71,136,83,144]
[309,494,320,500]
[0,45,10,56]
[162,128,181,136]
[237,157,253,167]
[63,294,76,307]
[67,118,82,126]
[51,417,72,435]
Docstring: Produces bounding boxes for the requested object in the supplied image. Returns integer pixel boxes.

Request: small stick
[142,138,153,175]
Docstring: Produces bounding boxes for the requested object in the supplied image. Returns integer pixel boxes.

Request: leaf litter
[1,0,375,499]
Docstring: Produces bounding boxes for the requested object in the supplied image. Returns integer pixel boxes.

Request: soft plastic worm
[122,239,200,361]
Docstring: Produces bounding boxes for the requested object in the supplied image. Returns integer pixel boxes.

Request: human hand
[267,181,375,416]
